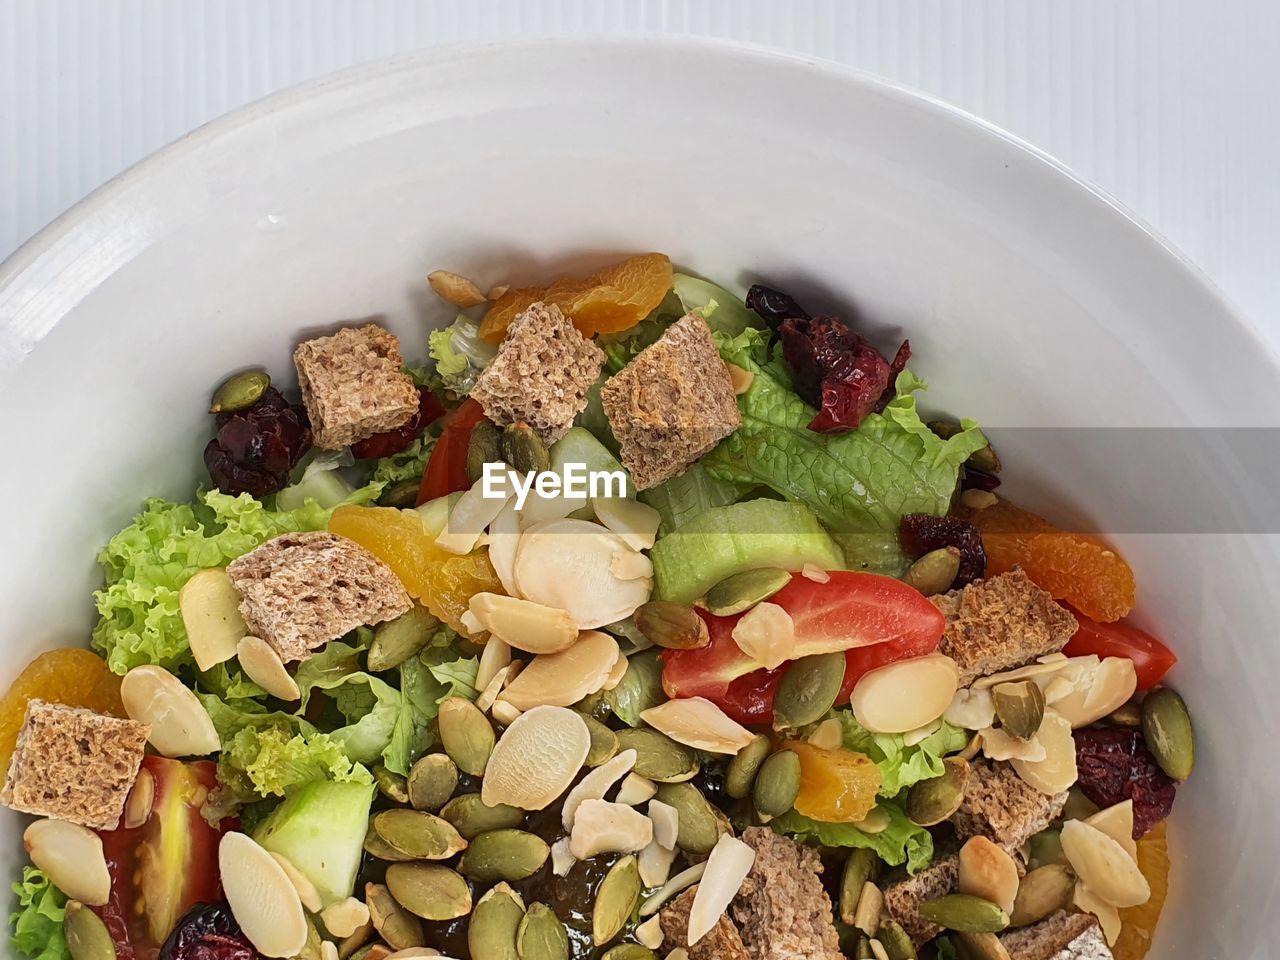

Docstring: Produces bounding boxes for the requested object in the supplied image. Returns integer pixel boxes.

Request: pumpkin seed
[368,606,439,672]
[502,422,551,474]
[654,782,720,855]
[373,809,467,860]
[1061,788,1099,822]
[407,754,459,812]
[991,680,1046,741]
[876,919,916,960]
[374,765,410,804]
[440,793,524,840]
[902,547,962,597]
[365,882,424,949]
[704,568,791,617]
[64,901,116,960]
[459,830,550,883]
[600,947,655,960]
[725,735,772,800]
[918,894,1009,933]
[466,420,505,484]
[580,713,620,767]
[772,652,846,729]
[517,902,569,960]
[752,749,801,818]
[1027,829,1066,869]
[615,728,699,782]
[364,824,414,863]
[1105,701,1142,727]
[468,884,525,960]
[852,935,875,959]
[906,757,970,826]
[1141,686,1195,780]
[1009,864,1076,927]
[839,849,881,926]
[633,602,710,650]
[384,864,472,922]
[379,480,421,509]
[593,855,641,946]
[956,932,1012,960]
[210,370,270,414]
[438,696,496,776]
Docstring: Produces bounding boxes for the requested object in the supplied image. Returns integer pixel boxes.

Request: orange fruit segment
[961,499,1136,622]
[479,253,673,342]
[0,648,126,769]
[787,740,882,823]
[1114,821,1170,960]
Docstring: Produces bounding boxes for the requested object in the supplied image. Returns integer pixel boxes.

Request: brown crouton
[952,759,1069,853]
[731,827,843,960]
[882,854,960,946]
[1,701,149,830]
[226,531,412,662]
[931,570,1078,686]
[469,302,606,443]
[294,324,420,449]
[600,314,742,490]
[1001,911,1113,960]
[660,885,752,960]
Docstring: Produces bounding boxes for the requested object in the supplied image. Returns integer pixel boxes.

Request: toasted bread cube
[660,885,751,960]
[294,324,420,449]
[1000,911,1113,960]
[952,758,1069,853]
[731,827,844,960]
[1,701,149,831]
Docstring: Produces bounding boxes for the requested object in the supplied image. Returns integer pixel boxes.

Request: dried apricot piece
[787,740,881,823]
[479,253,673,342]
[1114,821,1170,960]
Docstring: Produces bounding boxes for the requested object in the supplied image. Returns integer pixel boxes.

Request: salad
[1,253,1194,960]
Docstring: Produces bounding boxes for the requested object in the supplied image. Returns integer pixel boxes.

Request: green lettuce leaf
[604,651,664,727]
[371,434,436,487]
[671,273,765,337]
[428,315,496,396]
[770,802,934,874]
[638,463,749,536]
[220,724,373,799]
[10,868,68,960]
[838,711,971,797]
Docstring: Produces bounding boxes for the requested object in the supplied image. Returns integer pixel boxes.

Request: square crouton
[882,854,960,946]
[931,570,1079,686]
[226,531,412,662]
[952,759,1069,853]
[660,885,752,960]
[294,324,420,449]
[600,314,742,490]
[1,701,149,830]
[1000,911,1112,960]
[469,302,606,443]
[731,827,843,960]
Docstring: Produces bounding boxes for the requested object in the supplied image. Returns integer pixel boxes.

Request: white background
[1,0,1277,329]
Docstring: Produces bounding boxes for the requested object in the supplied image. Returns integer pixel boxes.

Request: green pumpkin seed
[384,863,472,921]
[502,422,552,474]
[468,884,525,960]
[580,712,620,767]
[1105,702,1143,727]
[615,728,699,782]
[460,829,550,883]
[906,757,970,826]
[440,793,524,839]
[374,809,468,860]
[655,782,720,855]
[633,602,710,650]
[1027,829,1066,869]
[379,479,422,509]
[466,419,505,483]
[600,947,656,960]
[902,547,962,597]
[772,652,846,729]
[365,881,424,949]
[725,735,772,799]
[374,765,410,804]
[517,902,569,960]
[408,753,459,812]
[704,567,792,617]
[918,894,1009,933]
[438,696,496,776]
[592,855,641,946]
[753,749,801,818]
[64,901,116,960]
[838,849,881,926]
[956,931,1010,960]
[368,605,440,672]
[1060,788,1099,822]
[210,370,270,414]
[1009,864,1076,927]
[1141,686,1195,780]
[364,823,415,862]
[991,680,1046,740]
[852,934,874,959]
[876,919,917,960]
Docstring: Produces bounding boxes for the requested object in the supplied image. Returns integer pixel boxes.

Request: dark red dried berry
[745,283,812,328]
[899,513,987,587]
[159,904,259,960]
[351,387,446,460]
[961,468,1002,492]
[1074,726,1177,838]
[874,339,912,413]
[204,387,311,497]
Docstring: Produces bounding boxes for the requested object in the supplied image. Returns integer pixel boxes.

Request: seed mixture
[2,254,1194,960]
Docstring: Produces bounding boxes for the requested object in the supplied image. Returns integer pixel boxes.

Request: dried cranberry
[352,387,446,460]
[875,339,912,412]
[960,468,1002,492]
[159,904,259,960]
[1074,726,1177,837]
[899,513,987,588]
[745,283,812,328]
[204,387,311,497]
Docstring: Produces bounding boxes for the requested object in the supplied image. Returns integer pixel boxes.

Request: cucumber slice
[550,427,633,499]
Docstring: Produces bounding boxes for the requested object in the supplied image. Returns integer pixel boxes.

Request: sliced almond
[1052,657,1138,729]
[562,749,639,830]
[436,483,513,555]
[851,806,892,835]
[1060,820,1150,908]
[1043,675,1075,704]
[807,718,844,751]
[481,705,590,810]
[469,593,578,655]
[800,564,831,583]
[730,602,795,670]
[610,550,654,581]
[514,519,652,628]
[550,837,577,877]
[592,497,662,552]
[23,819,110,906]
[487,283,510,301]
[602,650,630,691]
[647,799,679,851]
[850,654,960,734]
[903,719,942,747]
[238,636,301,702]
[459,610,484,637]
[475,637,513,695]
[1010,711,1078,795]
[635,914,665,950]
[853,880,883,935]
[123,767,155,829]
[491,700,522,727]
[486,499,522,597]
[427,270,487,308]
[219,832,308,957]
[568,799,654,859]
[945,687,996,730]
[475,665,513,714]
[638,862,707,917]
[180,568,247,671]
[498,630,620,710]
[973,658,1079,690]
[616,772,657,806]
[271,851,322,913]
[321,941,340,960]
[121,664,220,757]
[980,726,1048,762]
[724,362,755,395]
[638,836,678,888]
[686,836,756,946]
[640,698,755,755]
[1085,800,1138,858]
[1073,882,1122,945]
[958,836,1019,914]
[320,897,371,939]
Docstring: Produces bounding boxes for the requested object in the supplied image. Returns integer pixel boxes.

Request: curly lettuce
[837,711,971,797]
[771,802,934,874]
[221,724,372,799]
[10,868,68,960]
[428,315,496,396]
[370,435,436,487]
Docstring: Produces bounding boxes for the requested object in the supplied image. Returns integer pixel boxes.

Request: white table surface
[1,0,1277,333]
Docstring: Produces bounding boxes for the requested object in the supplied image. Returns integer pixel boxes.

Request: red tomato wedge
[662,571,945,723]
[417,398,487,504]
[95,757,230,960]
[1064,606,1178,690]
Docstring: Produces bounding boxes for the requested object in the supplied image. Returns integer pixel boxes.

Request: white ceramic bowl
[1,36,1276,957]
